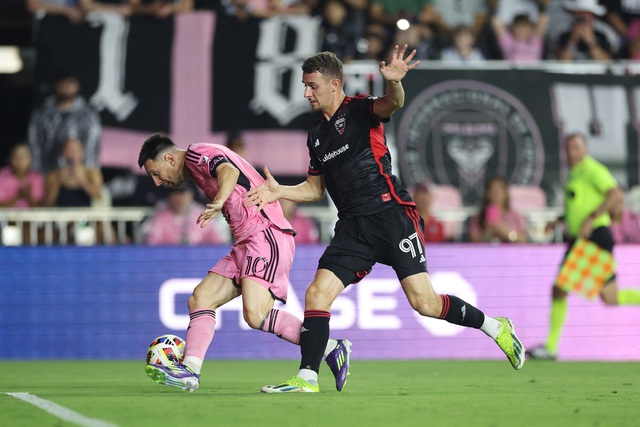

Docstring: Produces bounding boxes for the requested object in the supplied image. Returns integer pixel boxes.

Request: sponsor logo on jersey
[198,155,209,165]
[322,144,349,163]
[314,139,320,147]
[335,117,346,135]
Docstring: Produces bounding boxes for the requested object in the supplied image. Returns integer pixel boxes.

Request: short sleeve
[207,154,230,178]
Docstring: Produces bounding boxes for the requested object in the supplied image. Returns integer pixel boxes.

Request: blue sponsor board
[2,245,639,361]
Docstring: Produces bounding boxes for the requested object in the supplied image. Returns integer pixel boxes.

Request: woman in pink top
[0,143,44,208]
[469,176,528,243]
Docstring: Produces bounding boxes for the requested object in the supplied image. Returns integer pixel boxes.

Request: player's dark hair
[512,14,532,26]
[302,52,344,84]
[138,132,175,168]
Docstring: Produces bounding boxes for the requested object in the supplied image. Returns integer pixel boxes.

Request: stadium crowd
[20,0,640,61]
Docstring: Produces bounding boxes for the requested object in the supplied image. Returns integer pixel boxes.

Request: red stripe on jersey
[304,310,331,319]
[439,294,450,319]
[405,206,425,247]
[369,127,414,207]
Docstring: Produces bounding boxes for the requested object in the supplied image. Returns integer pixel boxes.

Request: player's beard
[168,169,184,188]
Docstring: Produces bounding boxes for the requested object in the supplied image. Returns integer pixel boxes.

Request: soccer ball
[146,334,186,366]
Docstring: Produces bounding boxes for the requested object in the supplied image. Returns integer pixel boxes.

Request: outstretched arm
[373,44,420,119]
[244,166,325,210]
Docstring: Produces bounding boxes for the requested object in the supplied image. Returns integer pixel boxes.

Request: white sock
[480,316,502,340]
[323,338,338,358]
[183,356,203,374]
[297,368,318,385]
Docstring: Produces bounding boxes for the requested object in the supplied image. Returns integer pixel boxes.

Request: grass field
[2,360,640,427]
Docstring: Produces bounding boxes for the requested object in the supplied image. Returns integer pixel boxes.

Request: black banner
[33,12,640,200]
[392,68,640,205]
[211,12,319,131]
[35,14,172,132]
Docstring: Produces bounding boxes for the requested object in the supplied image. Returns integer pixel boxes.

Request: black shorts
[318,204,428,286]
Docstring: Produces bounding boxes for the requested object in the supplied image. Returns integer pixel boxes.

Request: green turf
[2,360,639,427]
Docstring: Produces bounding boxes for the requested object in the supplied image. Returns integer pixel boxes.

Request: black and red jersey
[307,94,414,218]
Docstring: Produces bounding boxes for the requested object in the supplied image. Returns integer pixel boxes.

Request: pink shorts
[210,227,295,303]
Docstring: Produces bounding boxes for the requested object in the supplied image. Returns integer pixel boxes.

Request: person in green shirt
[528,133,640,360]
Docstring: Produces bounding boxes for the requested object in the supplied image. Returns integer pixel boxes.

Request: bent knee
[188,293,212,311]
[305,282,342,310]
[408,295,441,318]
[243,309,265,330]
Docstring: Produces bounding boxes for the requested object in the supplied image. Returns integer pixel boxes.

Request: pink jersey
[498,32,543,62]
[184,143,294,242]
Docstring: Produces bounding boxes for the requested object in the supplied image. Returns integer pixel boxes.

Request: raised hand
[379,44,420,83]
[243,166,282,210]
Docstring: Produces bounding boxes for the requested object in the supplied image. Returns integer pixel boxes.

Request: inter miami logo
[397,80,544,205]
[335,117,346,135]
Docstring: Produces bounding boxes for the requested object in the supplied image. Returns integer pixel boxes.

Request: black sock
[299,310,330,374]
[439,294,484,328]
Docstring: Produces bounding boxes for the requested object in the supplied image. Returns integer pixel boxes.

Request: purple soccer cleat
[325,339,352,391]
[145,363,200,393]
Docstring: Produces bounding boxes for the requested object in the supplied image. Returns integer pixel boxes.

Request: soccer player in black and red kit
[246,45,525,393]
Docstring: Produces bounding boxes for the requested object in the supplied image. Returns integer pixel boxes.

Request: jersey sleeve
[349,95,390,129]
[207,153,230,178]
[307,133,323,176]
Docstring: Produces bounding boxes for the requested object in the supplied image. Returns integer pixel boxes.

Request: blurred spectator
[0,144,44,208]
[344,0,368,46]
[393,21,442,60]
[27,70,102,174]
[78,0,134,16]
[440,24,486,62]
[255,0,310,17]
[355,23,390,61]
[369,0,435,36]
[555,0,615,60]
[410,181,445,243]
[26,0,85,23]
[430,0,488,38]
[279,198,319,244]
[611,208,640,243]
[43,138,103,207]
[495,0,543,24]
[491,8,549,61]
[601,0,640,59]
[469,176,528,243]
[129,0,194,18]
[144,182,231,245]
[43,138,110,245]
[222,0,272,20]
[320,0,359,62]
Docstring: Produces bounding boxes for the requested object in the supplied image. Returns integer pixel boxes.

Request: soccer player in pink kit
[138,133,351,393]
